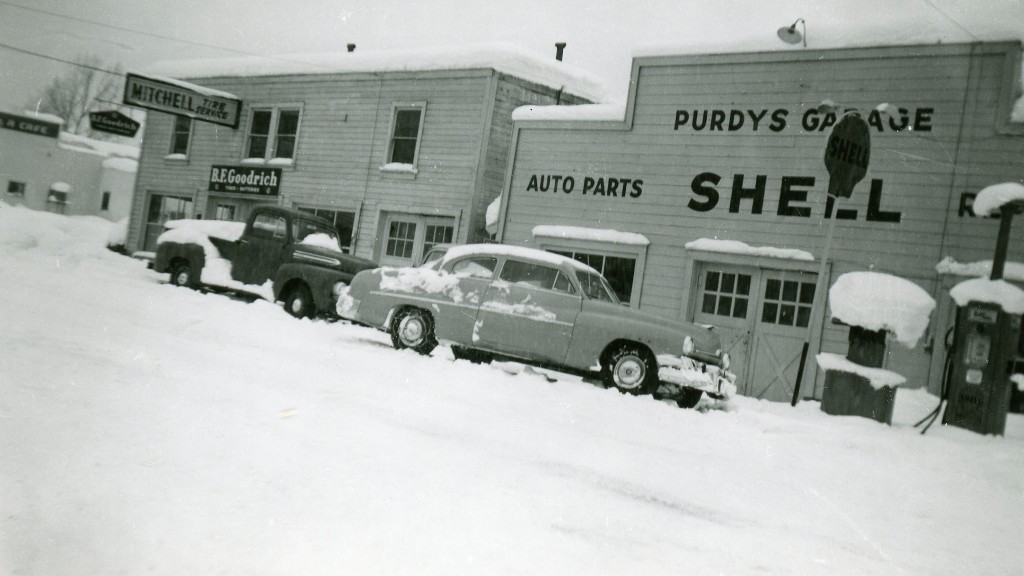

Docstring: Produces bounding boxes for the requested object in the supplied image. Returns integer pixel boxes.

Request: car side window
[451,257,497,279]
[499,260,563,291]
[552,271,576,294]
[251,214,287,239]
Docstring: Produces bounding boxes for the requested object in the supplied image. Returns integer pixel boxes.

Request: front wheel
[390,308,437,355]
[601,345,659,395]
[284,284,315,319]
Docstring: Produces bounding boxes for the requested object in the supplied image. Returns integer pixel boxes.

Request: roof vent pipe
[347,43,356,52]
[555,42,566,61]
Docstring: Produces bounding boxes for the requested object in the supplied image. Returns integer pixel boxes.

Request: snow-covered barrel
[818,272,936,424]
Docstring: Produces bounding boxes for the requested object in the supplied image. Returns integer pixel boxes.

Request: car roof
[442,243,600,275]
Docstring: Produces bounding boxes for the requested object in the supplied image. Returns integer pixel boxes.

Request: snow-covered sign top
[935,256,1024,283]
[829,272,936,348]
[950,277,1024,314]
[685,238,814,261]
[533,225,650,246]
[146,44,608,103]
[971,182,1024,217]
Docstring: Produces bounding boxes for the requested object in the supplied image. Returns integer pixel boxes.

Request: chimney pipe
[347,43,356,52]
[555,42,566,61]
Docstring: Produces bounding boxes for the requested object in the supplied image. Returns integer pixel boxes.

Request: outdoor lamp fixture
[777,18,807,47]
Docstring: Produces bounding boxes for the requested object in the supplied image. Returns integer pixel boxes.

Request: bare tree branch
[27,54,127,138]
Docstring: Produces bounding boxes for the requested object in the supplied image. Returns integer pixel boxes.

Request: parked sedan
[337,244,735,407]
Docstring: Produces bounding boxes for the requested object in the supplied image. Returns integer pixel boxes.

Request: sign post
[793,113,871,405]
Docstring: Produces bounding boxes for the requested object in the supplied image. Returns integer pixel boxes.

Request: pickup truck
[154,205,376,318]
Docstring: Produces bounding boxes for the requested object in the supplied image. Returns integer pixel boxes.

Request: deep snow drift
[0,203,1021,575]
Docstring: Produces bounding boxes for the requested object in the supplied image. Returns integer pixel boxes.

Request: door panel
[144,194,193,251]
[234,212,286,285]
[693,265,757,391]
[746,271,818,402]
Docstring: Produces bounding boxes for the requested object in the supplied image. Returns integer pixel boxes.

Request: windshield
[574,269,619,303]
[293,219,341,251]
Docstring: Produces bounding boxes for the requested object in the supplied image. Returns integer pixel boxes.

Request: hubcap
[399,315,425,346]
[614,356,645,389]
[174,270,189,285]
[290,297,304,314]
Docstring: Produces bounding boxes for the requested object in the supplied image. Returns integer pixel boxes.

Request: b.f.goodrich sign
[209,166,281,196]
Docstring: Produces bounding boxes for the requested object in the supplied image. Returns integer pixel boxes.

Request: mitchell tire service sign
[124,73,241,128]
[209,166,282,196]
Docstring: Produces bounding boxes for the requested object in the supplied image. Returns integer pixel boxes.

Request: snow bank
[164,219,246,242]
[685,238,814,261]
[816,353,907,389]
[106,218,128,248]
[935,256,1024,283]
[972,182,1024,217]
[533,225,650,246]
[949,277,1024,314]
[829,272,936,348]
[146,43,608,103]
[513,103,626,122]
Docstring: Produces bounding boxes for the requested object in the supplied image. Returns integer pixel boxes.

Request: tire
[169,260,196,289]
[602,344,659,395]
[284,284,315,319]
[675,388,704,409]
[390,308,437,355]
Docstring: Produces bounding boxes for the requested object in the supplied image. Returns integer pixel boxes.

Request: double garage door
[693,263,818,402]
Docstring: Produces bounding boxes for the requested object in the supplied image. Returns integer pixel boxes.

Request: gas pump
[942,301,1022,435]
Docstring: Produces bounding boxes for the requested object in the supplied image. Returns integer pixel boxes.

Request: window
[245,106,301,162]
[169,115,192,156]
[251,214,286,239]
[46,189,69,214]
[701,270,752,319]
[296,207,356,253]
[499,260,573,294]
[385,220,417,259]
[761,278,815,328]
[387,105,424,165]
[7,181,25,196]
[551,250,636,304]
[423,224,453,255]
[100,191,111,211]
[214,204,237,221]
[451,257,497,279]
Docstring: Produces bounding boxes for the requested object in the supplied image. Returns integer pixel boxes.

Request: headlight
[332,281,348,297]
[682,336,695,355]
[721,352,731,371]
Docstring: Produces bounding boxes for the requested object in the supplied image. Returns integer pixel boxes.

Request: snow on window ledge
[815,353,907,390]
[164,153,187,162]
[379,163,418,175]
[267,157,294,167]
[240,157,267,165]
[532,225,650,246]
[685,238,814,261]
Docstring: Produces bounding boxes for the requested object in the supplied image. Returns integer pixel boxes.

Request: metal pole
[990,206,1016,280]
[795,195,840,405]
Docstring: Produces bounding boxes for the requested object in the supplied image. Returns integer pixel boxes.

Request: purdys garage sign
[209,166,281,196]
[672,106,934,133]
[124,73,241,128]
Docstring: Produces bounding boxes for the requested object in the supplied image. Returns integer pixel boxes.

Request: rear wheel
[602,344,659,395]
[391,308,436,355]
[169,261,196,289]
[284,284,315,319]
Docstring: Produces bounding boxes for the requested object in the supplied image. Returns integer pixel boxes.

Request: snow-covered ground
[1,203,1021,575]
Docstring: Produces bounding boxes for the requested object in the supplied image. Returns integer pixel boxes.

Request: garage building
[495,41,1024,401]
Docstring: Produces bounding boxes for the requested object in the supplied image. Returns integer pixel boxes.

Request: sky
[1,0,1024,113]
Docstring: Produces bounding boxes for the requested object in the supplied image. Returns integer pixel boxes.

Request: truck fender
[275,263,354,314]
[153,242,207,277]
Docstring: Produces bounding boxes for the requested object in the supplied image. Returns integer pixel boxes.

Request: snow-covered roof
[513,103,626,122]
[829,272,936,348]
[533,225,650,246]
[935,257,1024,283]
[685,238,814,261]
[972,182,1024,217]
[146,44,608,103]
[20,110,63,125]
[442,243,599,274]
[50,182,71,193]
[143,74,240,100]
[949,277,1024,314]
[102,157,138,173]
[60,132,140,159]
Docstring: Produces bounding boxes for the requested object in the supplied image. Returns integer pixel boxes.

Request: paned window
[385,220,417,259]
[388,106,424,165]
[551,250,636,304]
[701,270,752,319]
[761,278,815,327]
[214,204,237,221]
[423,224,453,255]
[169,115,192,155]
[296,208,356,253]
[7,181,26,196]
[245,106,301,161]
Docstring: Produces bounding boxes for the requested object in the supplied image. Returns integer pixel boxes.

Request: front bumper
[656,354,737,399]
